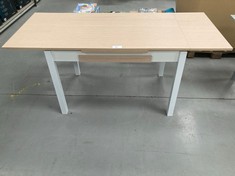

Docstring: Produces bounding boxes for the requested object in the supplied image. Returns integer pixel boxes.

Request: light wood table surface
[2,12,233,116]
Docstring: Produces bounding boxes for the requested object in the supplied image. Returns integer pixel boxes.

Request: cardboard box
[176,0,235,49]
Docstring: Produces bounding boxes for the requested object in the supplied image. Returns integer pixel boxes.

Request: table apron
[50,51,180,63]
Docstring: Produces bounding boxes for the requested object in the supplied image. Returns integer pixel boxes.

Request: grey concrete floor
[0,0,235,175]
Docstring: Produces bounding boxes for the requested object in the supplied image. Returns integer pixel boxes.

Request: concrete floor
[0,0,235,175]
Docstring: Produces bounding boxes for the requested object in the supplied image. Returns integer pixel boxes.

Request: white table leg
[231,71,235,80]
[73,61,81,76]
[167,51,187,116]
[44,51,68,114]
[158,62,166,77]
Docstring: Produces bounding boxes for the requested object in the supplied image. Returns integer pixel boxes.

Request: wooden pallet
[187,51,235,59]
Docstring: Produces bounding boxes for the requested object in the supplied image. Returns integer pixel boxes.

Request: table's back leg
[231,71,235,80]
[44,51,68,114]
[158,62,166,77]
[73,60,81,76]
[167,51,187,116]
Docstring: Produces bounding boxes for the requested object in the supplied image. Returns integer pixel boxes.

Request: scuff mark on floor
[10,82,41,99]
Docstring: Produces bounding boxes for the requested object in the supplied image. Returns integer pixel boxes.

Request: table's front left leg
[167,51,187,116]
[44,51,68,114]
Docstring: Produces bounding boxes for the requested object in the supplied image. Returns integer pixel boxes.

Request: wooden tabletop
[2,12,233,51]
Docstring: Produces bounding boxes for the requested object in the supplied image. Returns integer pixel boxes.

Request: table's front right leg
[44,51,68,114]
[167,51,187,116]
